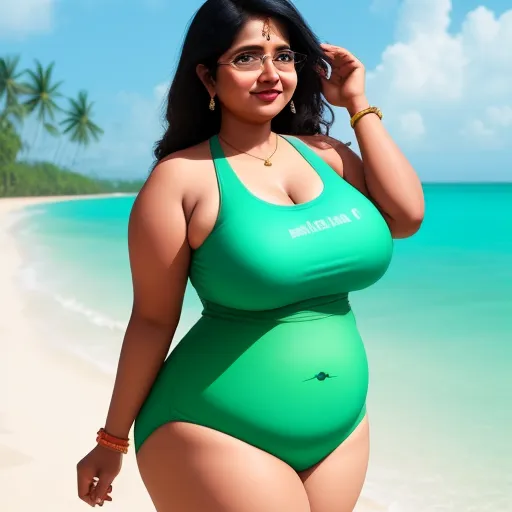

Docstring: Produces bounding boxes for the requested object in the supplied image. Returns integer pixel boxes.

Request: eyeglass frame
[216,49,308,72]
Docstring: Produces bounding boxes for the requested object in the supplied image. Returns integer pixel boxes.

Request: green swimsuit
[133,134,393,471]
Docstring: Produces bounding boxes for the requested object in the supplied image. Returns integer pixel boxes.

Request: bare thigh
[136,422,311,512]
[299,415,370,512]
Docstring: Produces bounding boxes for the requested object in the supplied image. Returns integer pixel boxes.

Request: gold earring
[290,100,296,114]
[209,97,216,111]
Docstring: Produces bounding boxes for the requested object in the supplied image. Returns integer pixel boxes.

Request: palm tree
[0,56,30,127]
[0,102,26,130]
[23,60,63,150]
[60,90,104,166]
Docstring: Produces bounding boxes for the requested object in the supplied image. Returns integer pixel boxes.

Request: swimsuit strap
[208,133,342,214]
[208,134,252,217]
[279,135,342,187]
[208,134,245,193]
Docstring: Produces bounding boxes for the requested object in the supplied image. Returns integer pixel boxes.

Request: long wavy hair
[153,0,334,164]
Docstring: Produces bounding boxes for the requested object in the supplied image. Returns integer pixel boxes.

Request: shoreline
[0,195,384,512]
[0,192,135,208]
[0,194,154,512]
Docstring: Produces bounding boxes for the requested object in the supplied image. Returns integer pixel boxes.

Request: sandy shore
[0,195,384,512]
[1,195,153,512]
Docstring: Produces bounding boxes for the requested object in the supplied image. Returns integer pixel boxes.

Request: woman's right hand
[76,444,123,507]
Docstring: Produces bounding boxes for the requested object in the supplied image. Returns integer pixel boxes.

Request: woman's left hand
[318,44,368,112]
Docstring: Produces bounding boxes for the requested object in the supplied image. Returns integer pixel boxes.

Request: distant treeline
[0,55,146,198]
[0,161,144,197]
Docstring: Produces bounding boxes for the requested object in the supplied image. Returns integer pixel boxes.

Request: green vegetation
[0,55,144,197]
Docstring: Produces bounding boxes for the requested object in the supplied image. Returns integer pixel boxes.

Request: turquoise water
[12,184,512,511]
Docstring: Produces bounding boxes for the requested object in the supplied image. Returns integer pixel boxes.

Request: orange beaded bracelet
[96,428,129,454]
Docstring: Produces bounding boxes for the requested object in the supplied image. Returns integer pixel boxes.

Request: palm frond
[59,90,104,150]
[22,59,63,123]
[43,122,60,137]
[0,55,30,108]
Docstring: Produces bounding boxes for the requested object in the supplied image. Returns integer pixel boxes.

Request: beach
[0,196,155,512]
[2,189,512,512]
[2,189,511,511]
[1,195,387,512]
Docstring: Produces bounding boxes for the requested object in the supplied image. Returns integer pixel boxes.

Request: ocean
[10,184,512,511]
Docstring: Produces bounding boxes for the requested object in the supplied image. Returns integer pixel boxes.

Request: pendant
[264,159,272,166]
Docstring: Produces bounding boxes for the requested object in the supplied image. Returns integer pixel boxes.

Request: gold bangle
[350,106,383,129]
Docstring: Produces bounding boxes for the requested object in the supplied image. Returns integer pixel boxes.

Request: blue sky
[2,0,511,182]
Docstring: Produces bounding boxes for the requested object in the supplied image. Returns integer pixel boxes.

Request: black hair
[153,0,334,163]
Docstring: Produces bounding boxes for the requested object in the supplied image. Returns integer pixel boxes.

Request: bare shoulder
[295,134,363,176]
[143,140,212,196]
[295,133,368,196]
[127,141,213,325]
[132,140,213,218]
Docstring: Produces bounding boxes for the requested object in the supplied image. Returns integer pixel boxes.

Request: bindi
[261,18,271,41]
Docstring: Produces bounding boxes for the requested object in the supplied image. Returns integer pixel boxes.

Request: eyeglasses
[217,50,307,72]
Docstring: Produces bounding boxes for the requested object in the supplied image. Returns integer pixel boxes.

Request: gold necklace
[218,134,279,166]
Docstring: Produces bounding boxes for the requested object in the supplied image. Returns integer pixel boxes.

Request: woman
[76,0,424,510]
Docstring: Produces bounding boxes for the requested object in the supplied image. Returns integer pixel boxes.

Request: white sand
[0,195,384,512]
[1,195,153,512]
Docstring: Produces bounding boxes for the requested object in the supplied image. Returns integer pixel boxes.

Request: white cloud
[395,0,451,40]
[154,83,168,104]
[0,0,55,38]
[462,119,493,139]
[461,105,512,149]
[367,0,512,154]
[368,0,467,103]
[486,106,512,128]
[399,110,425,140]
[459,118,505,151]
